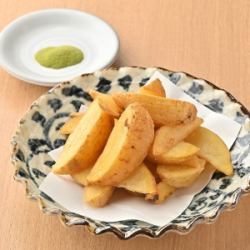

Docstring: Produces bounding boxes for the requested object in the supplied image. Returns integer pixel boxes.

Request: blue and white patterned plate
[11,67,250,239]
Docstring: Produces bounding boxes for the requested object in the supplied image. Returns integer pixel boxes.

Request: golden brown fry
[70,112,84,117]
[52,100,114,174]
[183,156,206,170]
[157,156,205,188]
[84,185,114,207]
[152,117,203,155]
[60,113,84,135]
[185,127,233,175]
[112,92,197,126]
[89,90,122,117]
[72,168,114,207]
[144,160,159,180]
[71,168,92,186]
[146,181,175,204]
[148,141,199,164]
[87,103,154,186]
[118,163,157,195]
[139,79,166,97]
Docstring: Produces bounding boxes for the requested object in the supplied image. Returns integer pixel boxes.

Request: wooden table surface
[0,0,250,249]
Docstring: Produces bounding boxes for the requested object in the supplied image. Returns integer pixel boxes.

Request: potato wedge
[71,112,84,117]
[184,156,206,169]
[146,181,175,204]
[87,103,154,185]
[157,157,205,188]
[84,185,114,207]
[60,112,84,135]
[152,117,203,155]
[74,163,157,200]
[118,163,157,195]
[52,100,114,174]
[71,168,91,186]
[185,127,233,175]
[73,168,114,207]
[112,93,197,126]
[89,90,122,118]
[154,182,176,204]
[139,79,166,97]
[144,160,158,180]
[148,141,199,164]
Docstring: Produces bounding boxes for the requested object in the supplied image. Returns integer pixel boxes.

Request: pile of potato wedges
[53,79,233,207]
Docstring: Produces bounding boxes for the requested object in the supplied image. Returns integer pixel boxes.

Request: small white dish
[0,9,119,86]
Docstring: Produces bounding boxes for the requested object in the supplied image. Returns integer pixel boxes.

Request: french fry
[89,90,123,117]
[112,93,197,126]
[87,103,154,186]
[60,112,84,135]
[73,168,114,207]
[118,163,157,195]
[157,156,205,188]
[139,79,166,97]
[185,127,233,175]
[148,141,199,164]
[52,100,114,174]
[71,168,91,186]
[144,160,158,180]
[152,117,203,155]
[84,185,114,207]
[146,181,176,204]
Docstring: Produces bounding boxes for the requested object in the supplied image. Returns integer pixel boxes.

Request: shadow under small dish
[11,67,250,239]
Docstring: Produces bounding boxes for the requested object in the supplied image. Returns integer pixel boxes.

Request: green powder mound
[35,45,84,69]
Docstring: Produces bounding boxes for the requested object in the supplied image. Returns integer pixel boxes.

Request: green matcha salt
[35,45,84,69]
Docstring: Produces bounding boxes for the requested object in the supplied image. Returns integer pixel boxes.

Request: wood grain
[0,0,250,249]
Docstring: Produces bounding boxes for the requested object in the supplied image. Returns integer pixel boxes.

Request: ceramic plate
[11,67,250,239]
[0,9,119,86]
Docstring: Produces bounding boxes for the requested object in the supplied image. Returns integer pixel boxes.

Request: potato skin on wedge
[87,103,154,186]
[112,92,197,126]
[52,100,114,174]
[84,186,114,207]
